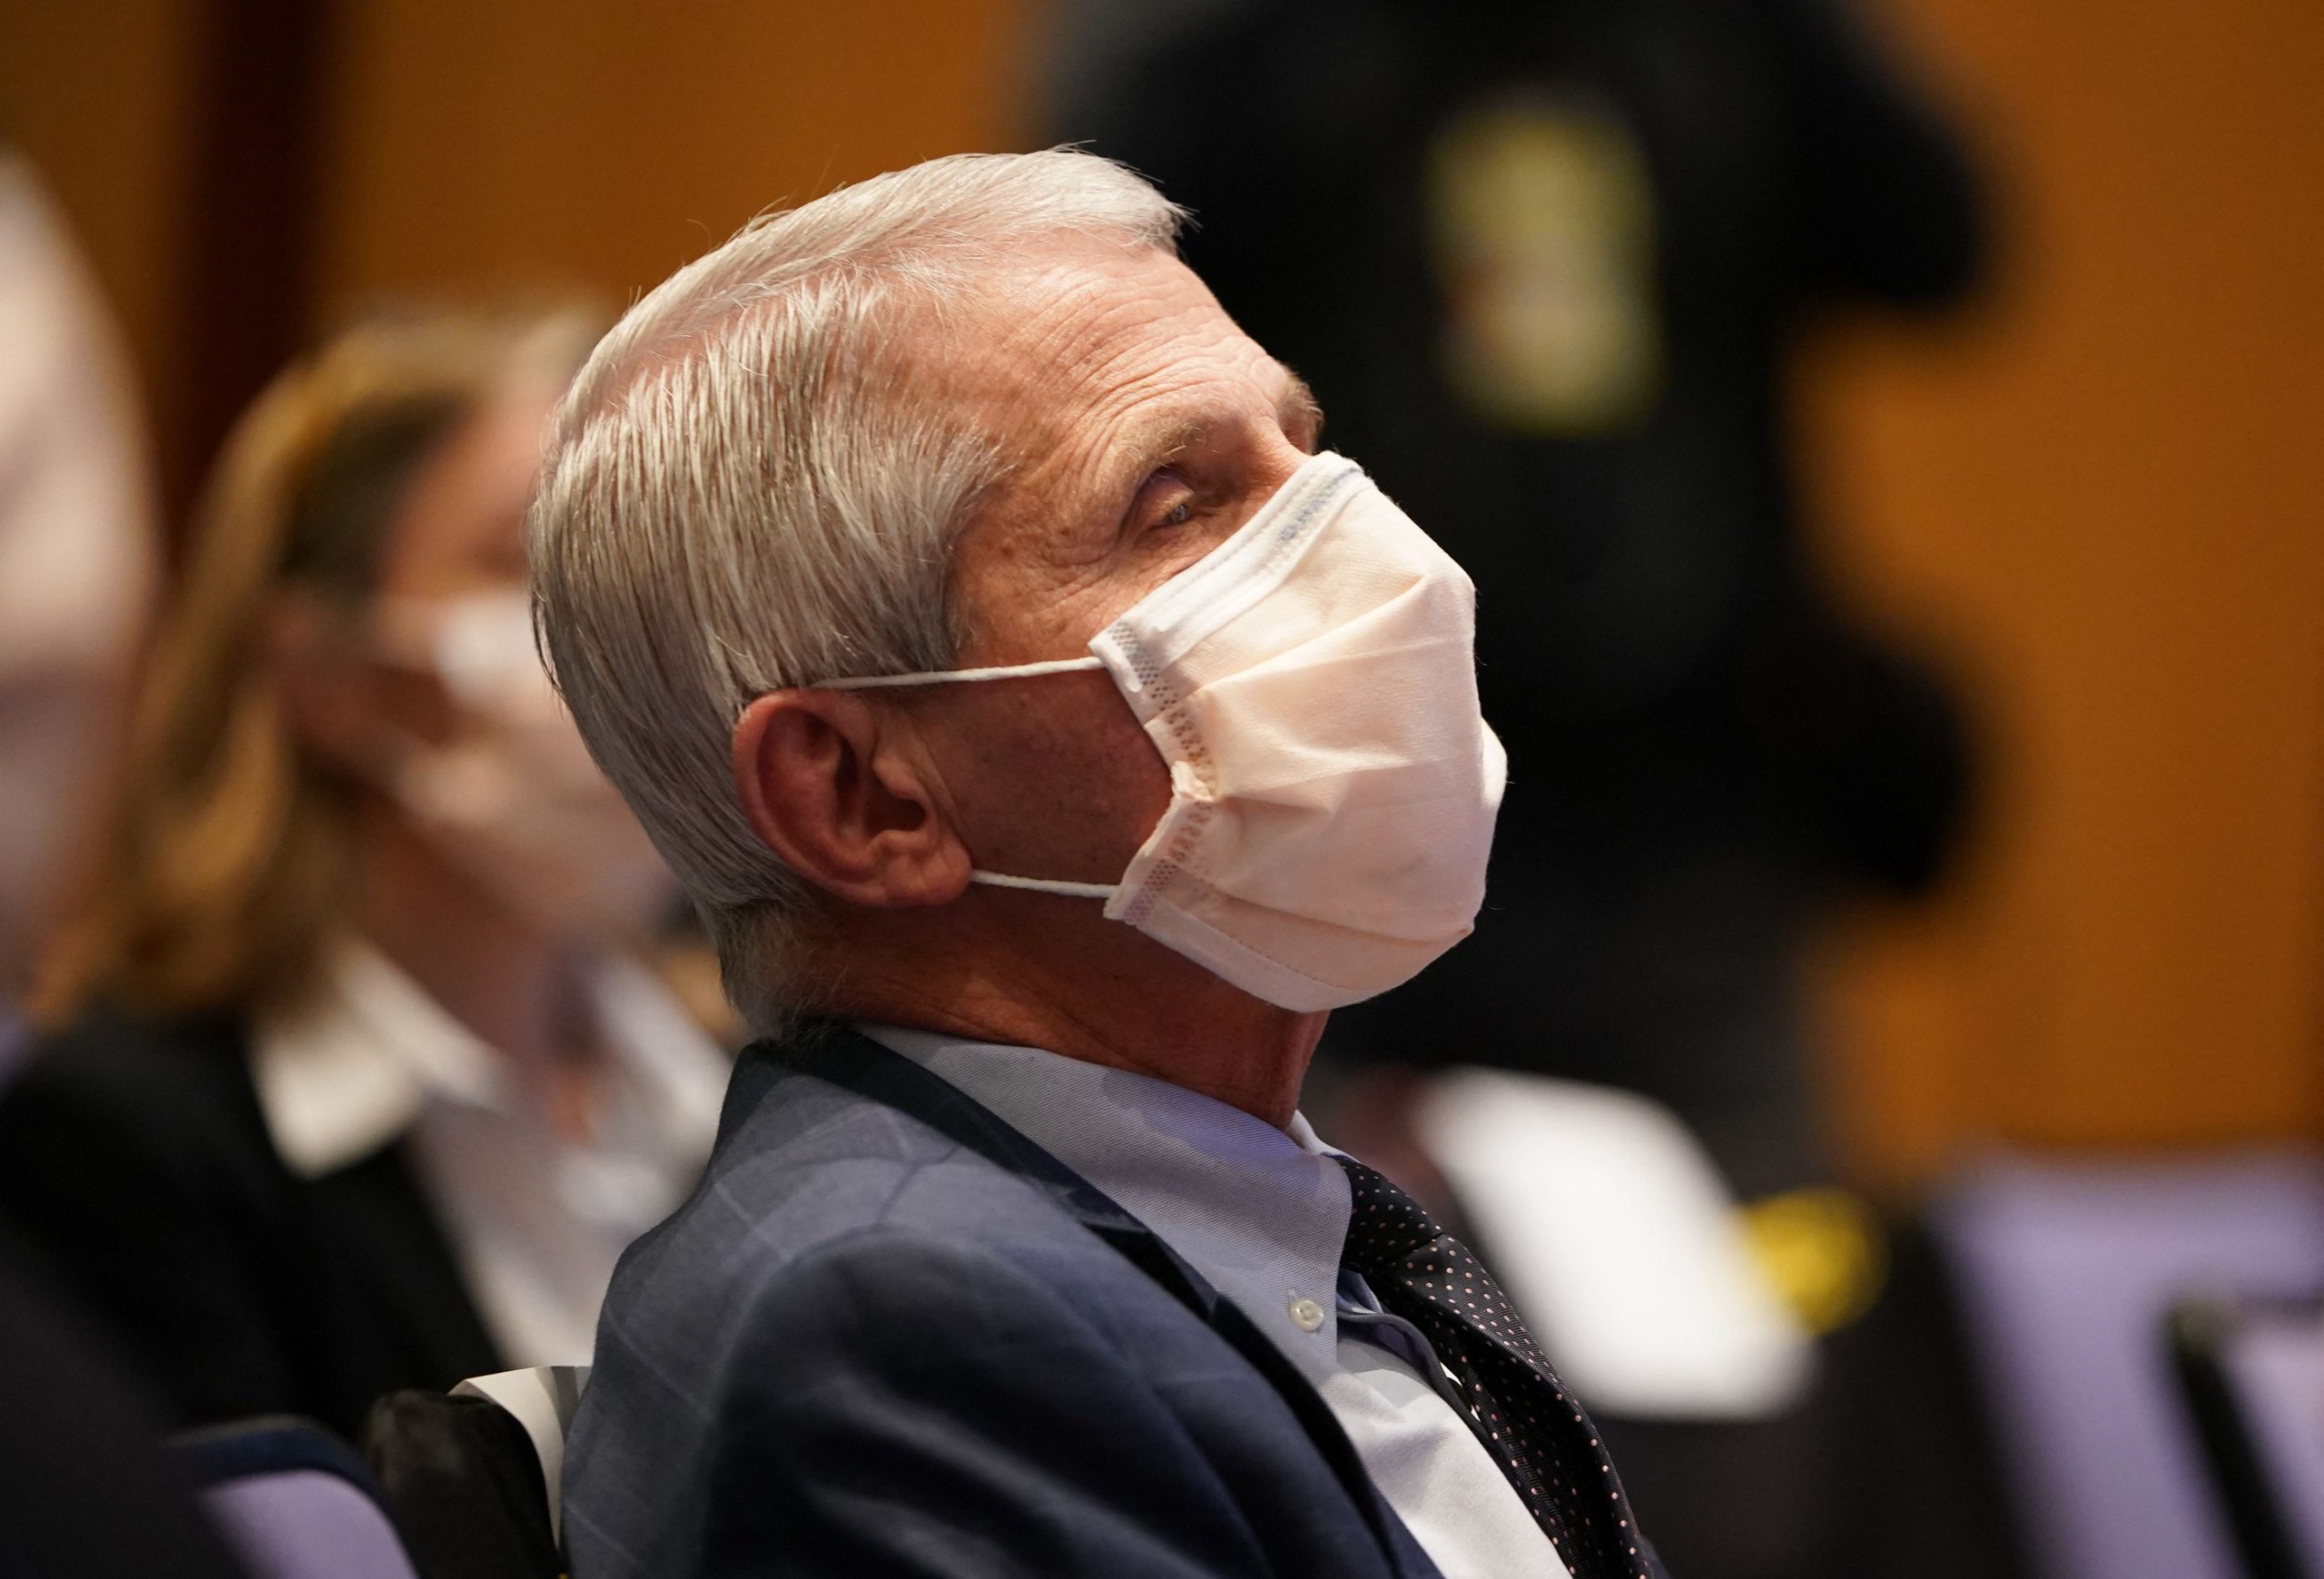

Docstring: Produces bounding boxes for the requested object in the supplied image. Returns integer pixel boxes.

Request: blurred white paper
[1413,1066,1813,1419]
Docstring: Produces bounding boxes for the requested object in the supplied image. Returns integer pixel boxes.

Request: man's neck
[811,897,1326,1130]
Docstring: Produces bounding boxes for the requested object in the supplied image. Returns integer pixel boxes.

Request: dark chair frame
[2170,1293,2323,1579]
[171,1414,395,1507]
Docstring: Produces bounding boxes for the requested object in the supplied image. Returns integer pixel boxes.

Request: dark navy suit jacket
[564,1024,1448,1577]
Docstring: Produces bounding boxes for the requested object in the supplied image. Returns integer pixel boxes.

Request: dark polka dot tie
[1337,1156,1651,1579]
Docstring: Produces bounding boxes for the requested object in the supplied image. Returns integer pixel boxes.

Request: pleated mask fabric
[822,451,1506,1010]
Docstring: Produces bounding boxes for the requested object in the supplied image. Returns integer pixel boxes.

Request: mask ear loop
[969,871,1118,900]
[808,654,1122,901]
[817,656,1106,690]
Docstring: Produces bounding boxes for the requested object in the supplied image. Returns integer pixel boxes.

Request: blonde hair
[36,309,594,1024]
[528,150,1183,1029]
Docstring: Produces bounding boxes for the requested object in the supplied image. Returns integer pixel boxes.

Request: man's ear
[731,689,973,909]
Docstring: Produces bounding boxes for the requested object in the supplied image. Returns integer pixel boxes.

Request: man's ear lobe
[730,690,973,909]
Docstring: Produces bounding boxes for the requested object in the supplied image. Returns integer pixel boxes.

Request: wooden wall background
[1804,0,2324,1181]
[5,0,2318,1189]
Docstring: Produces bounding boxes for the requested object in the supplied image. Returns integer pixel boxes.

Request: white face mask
[826,452,1507,1011]
[369,589,680,944]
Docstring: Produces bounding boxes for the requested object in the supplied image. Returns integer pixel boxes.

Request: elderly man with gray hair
[533,149,1664,1579]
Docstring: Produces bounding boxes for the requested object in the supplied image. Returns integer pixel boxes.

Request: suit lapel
[762,1027,1442,1579]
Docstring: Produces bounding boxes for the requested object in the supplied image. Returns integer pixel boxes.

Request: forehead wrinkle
[946,247,1295,546]
[974,321,1206,507]
[980,262,1176,390]
[1037,348,1311,550]
[1098,356,1311,476]
[931,273,1162,466]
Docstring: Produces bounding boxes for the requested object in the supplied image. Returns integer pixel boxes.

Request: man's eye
[1133,467,1199,534]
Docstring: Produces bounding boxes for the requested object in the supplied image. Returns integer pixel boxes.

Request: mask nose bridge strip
[816,655,1108,691]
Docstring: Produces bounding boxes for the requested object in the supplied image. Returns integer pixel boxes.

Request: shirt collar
[858,1021,1354,1375]
[252,938,729,1179]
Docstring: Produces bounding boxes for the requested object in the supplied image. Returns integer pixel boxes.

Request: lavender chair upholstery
[1933,1149,2324,1579]
[172,1416,419,1579]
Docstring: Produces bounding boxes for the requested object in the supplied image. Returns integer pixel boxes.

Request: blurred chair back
[2173,1292,2324,1579]
[172,1416,419,1579]
[452,1365,588,1544]
[362,1367,585,1579]
[1933,1150,2324,1579]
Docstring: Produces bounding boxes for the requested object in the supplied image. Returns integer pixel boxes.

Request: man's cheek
[1095,718,1174,844]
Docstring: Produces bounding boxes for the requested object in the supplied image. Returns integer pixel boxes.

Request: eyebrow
[1278,371,1324,441]
[1072,361,1329,546]
[1112,364,1327,488]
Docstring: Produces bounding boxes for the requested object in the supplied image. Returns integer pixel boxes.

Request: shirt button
[1287,1296,1326,1332]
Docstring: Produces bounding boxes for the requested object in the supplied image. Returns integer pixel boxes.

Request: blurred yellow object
[1738,1188,1887,1337]
[1426,96,1663,437]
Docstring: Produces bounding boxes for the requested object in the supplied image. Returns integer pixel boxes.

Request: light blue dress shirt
[861,1023,1570,1579]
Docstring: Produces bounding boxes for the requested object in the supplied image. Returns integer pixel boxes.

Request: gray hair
[527,150,1184,1029]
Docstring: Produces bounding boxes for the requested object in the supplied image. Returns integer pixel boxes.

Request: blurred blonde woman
[0,311,728,1439]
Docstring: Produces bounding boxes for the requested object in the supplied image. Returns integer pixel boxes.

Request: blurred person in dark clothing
[0,1256,250,1579]
[1054,0,1984,1201]
[0,311,730,1442]
[1055,8,2007,1579]
[0,136,247,1579]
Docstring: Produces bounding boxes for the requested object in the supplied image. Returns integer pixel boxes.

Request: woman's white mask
[369,589,680,944]
[827,452,1506,1012]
